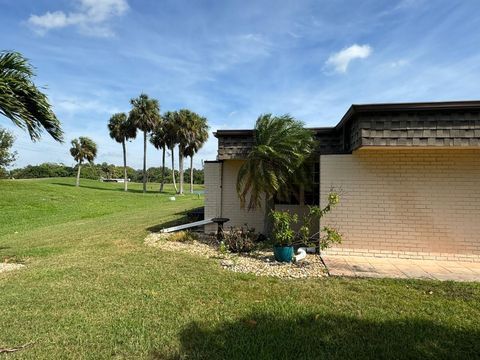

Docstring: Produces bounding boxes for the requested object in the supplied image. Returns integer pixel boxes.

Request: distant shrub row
[4,162,204,184]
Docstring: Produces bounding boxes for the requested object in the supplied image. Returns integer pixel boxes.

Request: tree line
[0,51,209,194]
[5,162,204,184]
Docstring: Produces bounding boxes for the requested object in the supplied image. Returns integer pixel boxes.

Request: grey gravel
[145,233,327,279]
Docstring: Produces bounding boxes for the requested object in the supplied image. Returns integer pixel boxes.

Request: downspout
[317,155,321,255]
[219,161,224,218]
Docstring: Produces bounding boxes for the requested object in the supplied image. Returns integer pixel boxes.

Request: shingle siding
[356,111,480,149]
[216,109,480,159]
[217,135,254,160]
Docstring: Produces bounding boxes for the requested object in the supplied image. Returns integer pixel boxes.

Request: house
[204,101,480,262]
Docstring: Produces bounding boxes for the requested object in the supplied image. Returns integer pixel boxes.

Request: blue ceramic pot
[273,245,294,262]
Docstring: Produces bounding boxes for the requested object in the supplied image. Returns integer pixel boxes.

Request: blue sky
[1,0,480,169]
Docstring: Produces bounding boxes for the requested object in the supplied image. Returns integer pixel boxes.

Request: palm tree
[150,116,168,192]
[184,115,209,193]
[70,137,97,187]
[236,114,317,233]
[108,112,137,191]
[176,109,198,195]
[163,111,179,193]
[128,94,160,193]
[0,51,63,142]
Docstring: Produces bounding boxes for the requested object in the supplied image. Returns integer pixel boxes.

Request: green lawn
[0,178,479,359]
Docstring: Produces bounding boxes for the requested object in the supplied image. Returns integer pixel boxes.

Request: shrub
[299,191,342,250]
[223,226,257,253]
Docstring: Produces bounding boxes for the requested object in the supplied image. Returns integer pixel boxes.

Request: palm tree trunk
[263,196,275,236]
[171,148,177,193]
[160,146,165,192]
[122,140,128,191]
[142,130,147,193]
[190,156,194,194]
[76,162,82,187]
[179,149,184,195]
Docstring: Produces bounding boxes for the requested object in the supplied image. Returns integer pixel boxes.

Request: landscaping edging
[145,233,328,279]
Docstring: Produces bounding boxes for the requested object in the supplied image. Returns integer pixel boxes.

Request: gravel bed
[145,233,327,279]
[0,263,25,273]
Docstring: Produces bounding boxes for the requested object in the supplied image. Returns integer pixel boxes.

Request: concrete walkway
[322,255,480,282]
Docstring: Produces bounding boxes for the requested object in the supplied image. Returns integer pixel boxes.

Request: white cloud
[389,59,409,68]
[325,44,372,73]
[27,0,128,37]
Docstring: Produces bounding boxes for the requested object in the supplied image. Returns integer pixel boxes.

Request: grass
[0,177,479,359]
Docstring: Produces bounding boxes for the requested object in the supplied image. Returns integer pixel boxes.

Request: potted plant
[270,191,343,263]
[271,210,298,262]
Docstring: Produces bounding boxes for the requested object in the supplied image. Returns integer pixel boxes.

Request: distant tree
[150,116,168,192]
[10,163,73,179]
[108,112,137,191]
[236,114,316,234]
[184,168,204,184]
[0,51,63,142]
[70,137,97,187]
[0,128,16,171]
[184,114,208,193]
[163,111,179,193]
[128,94,160,193]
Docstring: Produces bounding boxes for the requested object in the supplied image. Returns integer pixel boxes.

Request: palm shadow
[153,312,479,360]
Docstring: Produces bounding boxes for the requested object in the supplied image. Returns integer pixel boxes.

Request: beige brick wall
[204,162,222,233]
[204,160,266,233]
[320,149,480,261]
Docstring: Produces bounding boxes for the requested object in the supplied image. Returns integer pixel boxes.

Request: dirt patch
[0,263,25,273]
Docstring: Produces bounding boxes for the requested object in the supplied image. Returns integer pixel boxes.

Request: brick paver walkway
[322,255,480,282]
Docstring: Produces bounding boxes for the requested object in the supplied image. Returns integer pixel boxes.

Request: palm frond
[0,51,63,142]
[236,113,317,210]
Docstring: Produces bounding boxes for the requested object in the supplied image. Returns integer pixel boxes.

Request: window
[303,162,319,206]
[274,162,319,206]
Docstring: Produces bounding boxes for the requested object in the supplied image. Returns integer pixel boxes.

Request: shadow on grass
[51,182,175,194]
[153,313,479,360]
[146,207,204,232]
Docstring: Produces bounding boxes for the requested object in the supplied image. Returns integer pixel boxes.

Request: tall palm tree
[128,94,160,193]
[163,111,179,193]
[108,112,137,191]
[70,137,97,187]
[236,114,316,233]
[176,109,197,195]
[184,115,209,193]
[150,116,168,192]
[0,51,63,142]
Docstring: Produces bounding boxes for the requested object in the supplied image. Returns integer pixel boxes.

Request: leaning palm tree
[184,115,209,193]
[128,94,160,193]
[236,114,317,233]
[108,112,137,191]
[150,116,168,192]
[0,51,63,142]
[163,111,179,193]
[70,137,97,187]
